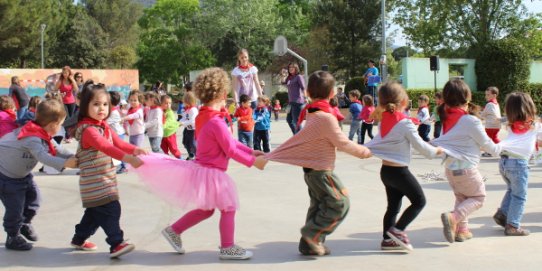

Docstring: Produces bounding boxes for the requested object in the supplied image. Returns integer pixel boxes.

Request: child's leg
[91,201,124,251]
[185,130,196,158]
[367,123,374,139]
[360,123,367,144]
[129,134,144,147]
[160,137,169,155]
[262,130,270,153]
[168,134,182,158]
[149,137,163,153]
[219,210,235,248]
[356,123,363,144]
[171,209,215,234]
[445,168,486,223]
[253,130,262,151]
[22,178,40,225]
[72,208,100,245]
[499,158,529,228]
[301,170,349,243]
[348,120,361,141]
[0,175,32,237]
[246,132,254,149]
[433,121,442,139]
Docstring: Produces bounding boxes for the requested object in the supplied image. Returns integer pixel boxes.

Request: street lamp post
[381,0,387,82]
[40,24,46,69]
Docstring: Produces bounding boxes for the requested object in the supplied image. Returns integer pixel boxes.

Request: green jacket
[163,109,180,137]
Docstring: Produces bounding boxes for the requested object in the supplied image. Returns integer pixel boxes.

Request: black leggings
[360,122,373,144]
[380,165,426,239]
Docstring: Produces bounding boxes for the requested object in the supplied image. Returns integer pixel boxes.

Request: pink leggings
[171,209,235,248]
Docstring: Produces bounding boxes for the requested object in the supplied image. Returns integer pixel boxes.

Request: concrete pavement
[1,119,541,271]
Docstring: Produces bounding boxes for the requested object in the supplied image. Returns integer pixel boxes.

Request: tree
[392,0,533,54]
[311,0,381,79]
[136,0,214,85]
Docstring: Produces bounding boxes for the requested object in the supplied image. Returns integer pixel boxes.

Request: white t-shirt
[231,66,259,102]
[499,123,542,160]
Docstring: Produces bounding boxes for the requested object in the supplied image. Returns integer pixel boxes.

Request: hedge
[272,91,289,110]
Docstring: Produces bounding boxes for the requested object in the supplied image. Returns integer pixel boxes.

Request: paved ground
[1,119,542,271]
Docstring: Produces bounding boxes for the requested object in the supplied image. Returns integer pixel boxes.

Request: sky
[391,0,542,46]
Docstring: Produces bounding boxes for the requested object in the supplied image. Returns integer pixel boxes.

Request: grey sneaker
[161,226,185,254]
[505,225,530,236]
[219,244,253,260]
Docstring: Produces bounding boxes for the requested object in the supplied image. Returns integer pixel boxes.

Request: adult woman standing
[54,66,78,142]
[231,49,263,109]
[281,62,306,134]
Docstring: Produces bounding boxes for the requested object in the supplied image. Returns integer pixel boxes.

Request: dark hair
[329,96,339,107]
[486,86,499,95]
[59,66,73,83]
[368,60,376,65]
[11,76,18,84]
[239,94,250,104]
[128,89,144,103]
[35,99,66,126]
[438,79,479,122]
[504,92,536,124]
[307,71,335,100]
[349,89,361,99]
[144,91,160,105]
[109,91,121,106]
[184,81,193,91]
[288,62,300,75]
[28,96,42,109]
[74,72,83,79]
[362,94,374,106]
[78,80,111,121]
[434,91,443,100]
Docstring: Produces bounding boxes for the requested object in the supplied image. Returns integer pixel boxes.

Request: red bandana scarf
[380,111,407,138]
[488,98,498,104]
[238,63,254,70]
[511,119,533,135]
[195,106,231,138]
[127,105,141,125]
[78,117,112,140]
[17,121,56,156]
[297,100,337,128]
[442,106,468,134]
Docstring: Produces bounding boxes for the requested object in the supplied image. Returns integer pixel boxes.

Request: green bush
[272,91,289,110]
[344,76,366,96]
[405,89,436,108]
[475,38,531,101]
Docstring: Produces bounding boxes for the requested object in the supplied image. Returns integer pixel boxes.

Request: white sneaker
[219,244,253,260]
[161,226,185,254]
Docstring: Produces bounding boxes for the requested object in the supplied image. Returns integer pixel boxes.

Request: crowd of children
[0,67,540,262]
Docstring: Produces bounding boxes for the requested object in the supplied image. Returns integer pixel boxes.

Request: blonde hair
[258,95,270,106]
[35,99,66,126]
[371,82,409,121]
[183,91,197,106]
[0,95,15,111]
[144,91,160,105]
[128,89,144,103]
[194,67,230,104]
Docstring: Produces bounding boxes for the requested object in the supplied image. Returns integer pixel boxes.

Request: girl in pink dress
[54,66,78,142]
[130,67,266,260]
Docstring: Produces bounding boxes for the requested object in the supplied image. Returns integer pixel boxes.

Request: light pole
[40,24,46,69]
[381,0,387,82]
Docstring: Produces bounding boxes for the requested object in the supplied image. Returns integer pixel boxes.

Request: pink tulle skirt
[128,153,239,211]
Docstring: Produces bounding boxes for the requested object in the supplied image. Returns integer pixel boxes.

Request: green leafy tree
[392,0,532,54]
[136,0,214,85]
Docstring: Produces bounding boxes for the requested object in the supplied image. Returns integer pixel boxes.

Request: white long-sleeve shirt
[107,109,125,136]
[499,124,542,160]
[180,107,198,130]
[145,107,164,137]
[481,102,502,129]
[125,108,145,136]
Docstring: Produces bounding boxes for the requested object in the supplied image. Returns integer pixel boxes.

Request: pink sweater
[195,116,255,171]
[0,111,18,139]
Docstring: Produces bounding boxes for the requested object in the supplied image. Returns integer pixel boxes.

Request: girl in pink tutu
[131,67,266,260]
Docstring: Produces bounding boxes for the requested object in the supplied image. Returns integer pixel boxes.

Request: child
[0,99,77,250]
[432,92,443,138]
[417,95,431,142]
[481,86,502,156]
[130,67,266,259]
[493,92,538,236]
[273,99,282,121]
[144,91,164,153]
[348,89,363,144]
[17,96,42,126]
[161,95,181,159]
[329,96,345,129]
[253,95,271,153]
[0,95,18,139]
[179,92,198,160]
[107,91,128,174]
[264,71,372,256]
[123,90,145,147]
[70,81,146,258]
[359,94,375,144]
[234,94,255,148]
[365,82,442,251]
[433,79,502,243]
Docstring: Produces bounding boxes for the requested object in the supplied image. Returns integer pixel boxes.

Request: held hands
[436,147,445,156]
[133,147,149,156]
[252,150,265,157]
[253,155,268,170]
[63,156,78,168]
[123,154,144,168]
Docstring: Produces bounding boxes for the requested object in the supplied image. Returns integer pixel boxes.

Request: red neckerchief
[29,108,36,113]
[417,105,428,114]
[256,106,266,112]
[511,119,533,135]
[184,105,194,112]
[127,105,141,125]
[297,100,337,128]
[273,104,281,110]
[332,106,345,121]
[352,100,362,105]
[111,106,118,112]
[442,106,468,134]
[17,121,56,156]
[220,107,233,133]
[380,111,407,138]
[238,63,254,70]
[195,106,231,138]
[150,105,165,124]
[2,109,17,121]
[10,93,20,110]
[78,117,111,140]
[488,98,498,105]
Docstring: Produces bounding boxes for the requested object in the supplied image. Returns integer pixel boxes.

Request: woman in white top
[231,49,263,109]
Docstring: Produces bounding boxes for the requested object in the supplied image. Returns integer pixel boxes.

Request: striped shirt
[266,111,370,170]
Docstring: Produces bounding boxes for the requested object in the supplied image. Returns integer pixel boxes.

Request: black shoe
[298,237,331,256]
[6,235,33,251]
[493,209,507,228]
[38,167,44,173]
[20,224,38,241]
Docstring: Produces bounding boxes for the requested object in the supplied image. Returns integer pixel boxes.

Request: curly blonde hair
[0,95,15,111]
[194,67,230,104]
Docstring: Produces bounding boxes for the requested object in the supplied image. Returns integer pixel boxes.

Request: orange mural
[0,69,139,99]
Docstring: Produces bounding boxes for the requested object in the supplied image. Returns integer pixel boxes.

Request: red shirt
[234,107,255,132]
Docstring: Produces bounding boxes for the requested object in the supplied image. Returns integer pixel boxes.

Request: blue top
[349,102,362,120]
[365,67,379,87]
[253,107,271,131]
[16,110,35,126]
[177,102,184,114]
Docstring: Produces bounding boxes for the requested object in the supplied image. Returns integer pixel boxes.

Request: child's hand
[252,150,265,157]
[124,154,144,168]
[253,156,268,170]
[133,148,149,156]
[63,157,78,168]
[436,147,445,156]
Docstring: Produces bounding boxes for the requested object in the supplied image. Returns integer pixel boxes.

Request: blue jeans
[72,200,124,251]
[129,134,145,147]
[16,106,28,121]
[286,102,304,134]
[348,119,362,143]
[238,130,253,148]
[498,157,529,228]
[148,137,163,153]
[0,172,40,236]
